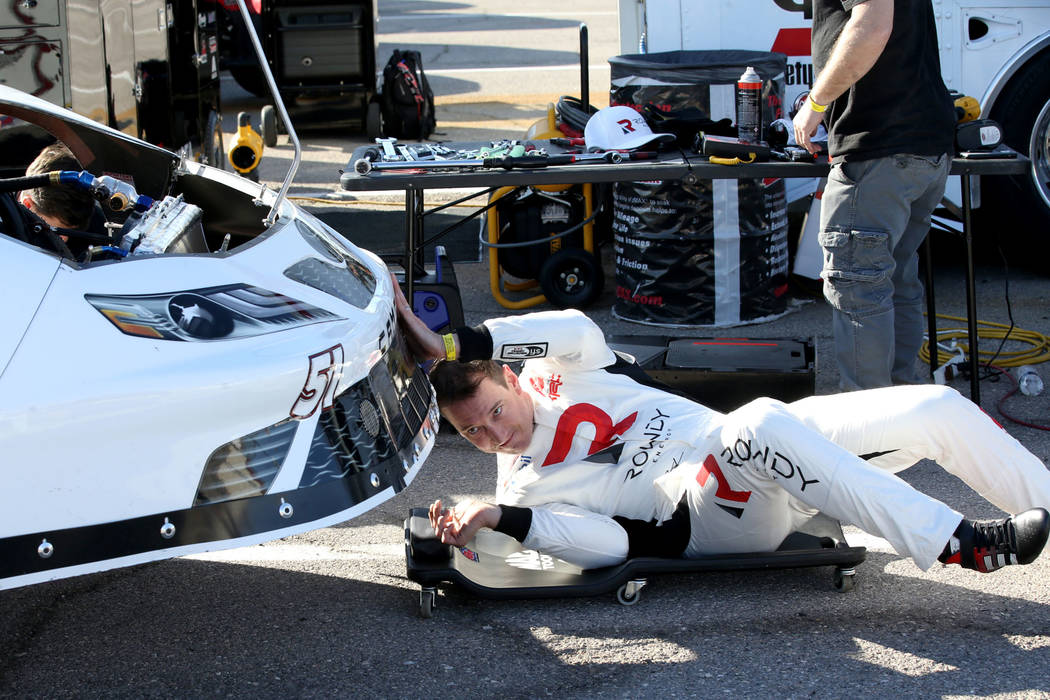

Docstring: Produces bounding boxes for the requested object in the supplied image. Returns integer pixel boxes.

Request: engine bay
[0,113,273,264]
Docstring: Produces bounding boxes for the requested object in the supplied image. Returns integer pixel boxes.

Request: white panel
[678,1,724,50]
[618,0,645,54]
[713,179,741,326]
[793,179,826,281]
[645,0,685,51]
[709,83,734,121]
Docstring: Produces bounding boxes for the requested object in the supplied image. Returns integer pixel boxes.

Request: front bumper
[0,338,438,590]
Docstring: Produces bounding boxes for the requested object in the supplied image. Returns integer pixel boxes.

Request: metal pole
[579,24,589,112]
[924,234,938,381]
[235,0,301,227]
[404,189,423,304]
[961,174,981,404]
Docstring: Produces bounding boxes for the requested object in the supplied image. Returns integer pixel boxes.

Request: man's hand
[391,273,447,362]
[428,498,502,547]
[792,101,826,156]
[795,0,893,155]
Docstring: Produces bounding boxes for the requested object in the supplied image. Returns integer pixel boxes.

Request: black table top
[339,141,1029,192]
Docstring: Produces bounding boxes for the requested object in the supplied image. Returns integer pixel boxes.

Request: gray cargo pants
[819,153,950,391]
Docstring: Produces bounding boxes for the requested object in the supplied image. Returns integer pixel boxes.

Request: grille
[299,332,432,489]
[300,379,400,488]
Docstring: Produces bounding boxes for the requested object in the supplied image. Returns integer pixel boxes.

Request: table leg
[924,234,937,381]
[961,174,980,404]
[404,188,424,303]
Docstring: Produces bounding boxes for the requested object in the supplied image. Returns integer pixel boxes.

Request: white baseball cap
[583,105,675,151]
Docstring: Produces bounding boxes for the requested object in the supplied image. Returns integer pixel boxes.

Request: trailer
[0,0,223,170]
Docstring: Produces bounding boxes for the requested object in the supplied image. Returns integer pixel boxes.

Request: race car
[0,85,438,589]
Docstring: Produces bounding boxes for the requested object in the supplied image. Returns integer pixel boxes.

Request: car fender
[0,237,61,379]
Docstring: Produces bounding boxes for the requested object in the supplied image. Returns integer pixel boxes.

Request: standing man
[793,0,956,390]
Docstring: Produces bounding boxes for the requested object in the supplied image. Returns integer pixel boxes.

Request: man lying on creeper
[393,280,1050,575]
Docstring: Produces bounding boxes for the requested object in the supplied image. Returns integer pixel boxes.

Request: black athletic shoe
[940,508,1050,573]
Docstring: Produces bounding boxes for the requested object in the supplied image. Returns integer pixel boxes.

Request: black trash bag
[610,50,787,135]
[607,50,791,328]
[612,174,790,327]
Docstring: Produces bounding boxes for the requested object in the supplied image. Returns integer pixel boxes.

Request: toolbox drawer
[0,0,60,28]
[277,5,365,80]
[0,38,65,105]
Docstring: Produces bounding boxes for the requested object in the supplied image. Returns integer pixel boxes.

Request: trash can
[609,50,790,327]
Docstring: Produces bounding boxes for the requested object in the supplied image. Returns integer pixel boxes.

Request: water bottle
[1015,365,1044,396]
[735,66,762,144]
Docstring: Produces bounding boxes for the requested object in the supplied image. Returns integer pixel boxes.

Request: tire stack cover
[609,50,790,327]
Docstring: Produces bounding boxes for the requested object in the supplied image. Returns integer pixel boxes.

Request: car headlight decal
[195,420,298,505]
[97,308,166,339]
[86,284,338,341]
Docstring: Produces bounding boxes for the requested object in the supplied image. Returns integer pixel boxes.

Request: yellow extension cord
[920,313,1050,369]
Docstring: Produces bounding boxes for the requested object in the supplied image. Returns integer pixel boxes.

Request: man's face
[442,365,535,455]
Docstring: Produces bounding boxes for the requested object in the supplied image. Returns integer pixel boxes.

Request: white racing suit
[472,310,1050,570]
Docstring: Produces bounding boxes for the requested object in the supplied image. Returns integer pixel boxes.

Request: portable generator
[486,183,603,310]
[486,104,604,310]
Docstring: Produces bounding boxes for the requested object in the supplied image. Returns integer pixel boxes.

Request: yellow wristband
[808,95,828,113]
[442,333,457,361]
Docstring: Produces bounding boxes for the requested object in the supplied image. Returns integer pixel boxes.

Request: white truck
[618,0,1050,251]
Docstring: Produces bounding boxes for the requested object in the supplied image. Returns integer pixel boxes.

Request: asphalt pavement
[4,2,1050,698]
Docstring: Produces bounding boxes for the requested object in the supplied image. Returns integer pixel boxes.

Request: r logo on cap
[584,105,676,152]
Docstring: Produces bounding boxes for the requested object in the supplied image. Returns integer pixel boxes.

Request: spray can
[736,66,762,143]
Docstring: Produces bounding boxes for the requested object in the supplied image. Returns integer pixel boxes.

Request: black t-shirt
[812,0,955,161]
